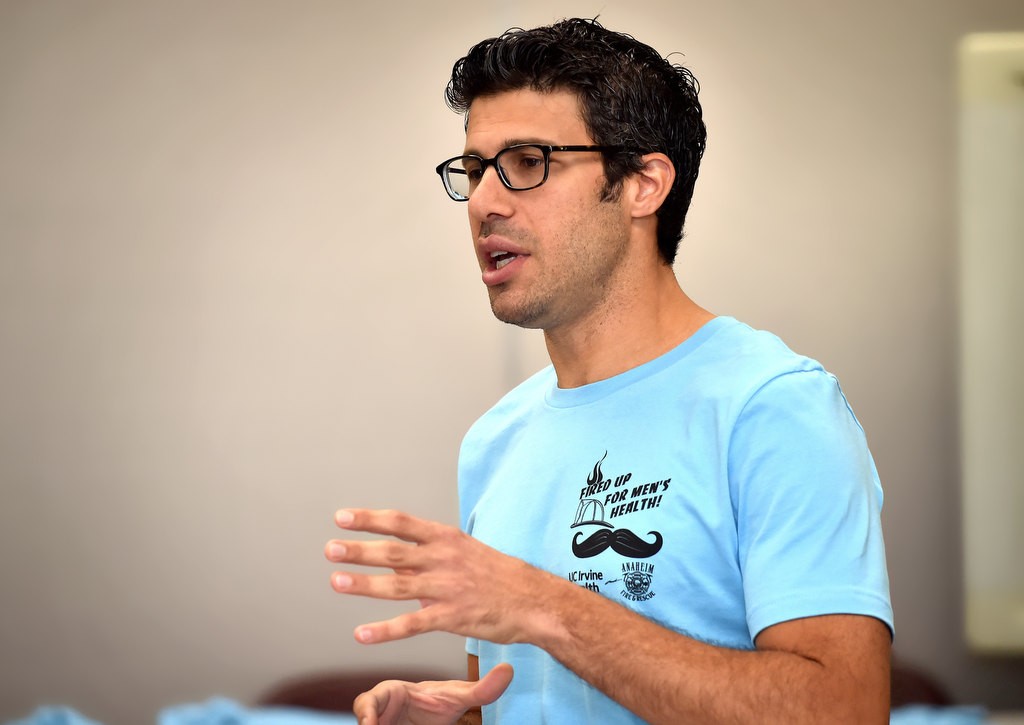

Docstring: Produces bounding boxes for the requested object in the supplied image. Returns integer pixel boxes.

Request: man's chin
[489,294,545,329]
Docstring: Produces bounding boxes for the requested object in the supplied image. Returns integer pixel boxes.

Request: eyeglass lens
[445,145,548,199]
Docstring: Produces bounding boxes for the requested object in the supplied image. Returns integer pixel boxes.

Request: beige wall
[1,1,1022,722]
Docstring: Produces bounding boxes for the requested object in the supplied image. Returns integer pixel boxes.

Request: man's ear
[627,153,675,219]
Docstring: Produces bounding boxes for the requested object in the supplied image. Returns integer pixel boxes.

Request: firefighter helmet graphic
[572,498,612,529]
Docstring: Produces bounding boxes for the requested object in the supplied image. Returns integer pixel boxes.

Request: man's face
[463,89,633,332]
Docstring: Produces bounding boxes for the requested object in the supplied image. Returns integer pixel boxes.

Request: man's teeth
[492,252,517,270]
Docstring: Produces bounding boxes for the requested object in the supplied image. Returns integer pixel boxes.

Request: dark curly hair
[445,18,706,265]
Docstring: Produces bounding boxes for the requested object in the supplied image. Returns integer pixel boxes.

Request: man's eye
[517,155,544,169]
[461,160,484,181]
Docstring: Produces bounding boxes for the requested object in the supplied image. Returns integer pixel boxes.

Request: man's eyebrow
[504,137,556,147]
[463,138,558,156]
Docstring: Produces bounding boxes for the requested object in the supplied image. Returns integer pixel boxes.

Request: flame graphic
[587,451,608,487]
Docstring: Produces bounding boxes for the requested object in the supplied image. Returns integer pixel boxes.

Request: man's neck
[542,265,714,389]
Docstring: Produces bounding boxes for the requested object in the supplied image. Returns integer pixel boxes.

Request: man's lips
[481,253,527,286]
[477,236,530,286]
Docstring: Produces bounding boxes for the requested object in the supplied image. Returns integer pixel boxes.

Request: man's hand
[352,663,513,725]
[325,508,558,645]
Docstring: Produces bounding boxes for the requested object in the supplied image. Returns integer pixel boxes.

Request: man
[325,18,893,724]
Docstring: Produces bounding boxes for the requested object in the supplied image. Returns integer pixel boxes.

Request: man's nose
[468,165,514,219]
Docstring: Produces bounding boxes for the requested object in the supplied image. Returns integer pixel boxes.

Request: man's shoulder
[695,316,826,384]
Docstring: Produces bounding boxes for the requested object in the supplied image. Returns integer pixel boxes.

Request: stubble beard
[486,199,630,331]
[488,282,548,329]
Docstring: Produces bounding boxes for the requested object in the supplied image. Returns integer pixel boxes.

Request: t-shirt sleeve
[728,369,893,640]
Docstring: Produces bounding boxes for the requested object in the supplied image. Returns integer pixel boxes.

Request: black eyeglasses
[434,144,636,201]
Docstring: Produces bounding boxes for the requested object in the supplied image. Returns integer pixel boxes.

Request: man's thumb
[469,663,514,706]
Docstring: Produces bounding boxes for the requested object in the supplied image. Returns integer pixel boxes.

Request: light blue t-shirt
[458,316,893,724]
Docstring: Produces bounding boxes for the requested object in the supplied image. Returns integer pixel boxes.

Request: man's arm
[542,589,890,723]
[327,509,891,724]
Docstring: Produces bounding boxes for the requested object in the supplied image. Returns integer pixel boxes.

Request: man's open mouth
[491,251,519,270]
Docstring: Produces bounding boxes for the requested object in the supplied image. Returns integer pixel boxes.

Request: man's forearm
[523,577,890,724]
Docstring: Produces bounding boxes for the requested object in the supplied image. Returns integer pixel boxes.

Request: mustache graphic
[572,528,663,559]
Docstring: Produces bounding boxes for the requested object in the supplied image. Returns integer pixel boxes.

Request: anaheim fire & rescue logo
[621,561,656,602]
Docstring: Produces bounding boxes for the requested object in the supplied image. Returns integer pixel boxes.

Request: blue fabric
[890,705,988,724]
[6,700,357,725]
[158,698,357,725]
[458,316,893,723]
[6,708,105,725]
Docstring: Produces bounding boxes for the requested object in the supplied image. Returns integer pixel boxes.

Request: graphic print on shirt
[566,451,671,603]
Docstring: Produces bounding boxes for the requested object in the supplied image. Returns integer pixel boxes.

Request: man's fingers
[335,508,444,543]
[331,570,438,603]
[469,663,515,706]
[351,607,444,644]
[352,680,403,725]
[351,689,381,724]
[324,538,421,569]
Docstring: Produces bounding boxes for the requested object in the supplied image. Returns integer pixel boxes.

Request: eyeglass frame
[434,144,643,201]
